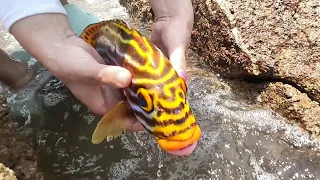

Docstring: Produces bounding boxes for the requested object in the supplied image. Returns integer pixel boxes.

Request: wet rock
[258,82,320,138]
[0,95,44,180]
[0,163,17,180]
[119,0,320,137]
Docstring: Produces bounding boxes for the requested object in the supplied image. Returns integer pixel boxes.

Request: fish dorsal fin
[80,20,132,47]
[110,19,131,29]
[91,100,132,144]
[80,22,103,47]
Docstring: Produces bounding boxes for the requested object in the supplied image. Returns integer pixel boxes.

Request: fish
[80,19,202,156]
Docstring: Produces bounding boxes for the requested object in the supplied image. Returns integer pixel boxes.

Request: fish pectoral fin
[91,101,131,144]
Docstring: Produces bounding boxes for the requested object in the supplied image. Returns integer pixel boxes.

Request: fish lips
[156,125,202,156]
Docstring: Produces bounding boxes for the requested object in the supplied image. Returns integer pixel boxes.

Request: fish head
[127,68,202,156]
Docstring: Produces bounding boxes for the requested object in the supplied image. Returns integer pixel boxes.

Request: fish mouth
[156,125,202,156]
[166,142,198,156]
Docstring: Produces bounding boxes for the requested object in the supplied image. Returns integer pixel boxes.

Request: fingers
[169,47,186,71]
[151,21,188,81]
[66,82,108,115]
[100,85,144,132]
[67,36,132,88]
[85,63,132,88]
[128,121,145,131]
[177,69,188,81]
[151,34,188,80]
[79,38,105,64]
[83,45,132,88]
[97,64,132,88]
[168,46,187,75]
[100,85,125,108]
[124,114,145,131]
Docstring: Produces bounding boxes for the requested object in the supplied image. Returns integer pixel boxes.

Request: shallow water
[2,0,320,179]
[4,52,320,180]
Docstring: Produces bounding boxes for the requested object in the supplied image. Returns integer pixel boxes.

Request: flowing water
[1,0,320,179]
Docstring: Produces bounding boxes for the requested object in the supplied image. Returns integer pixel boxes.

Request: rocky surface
[258,82,320,137]
[0,95,44,180]
[119,0,320,138]
[0,163,17,180]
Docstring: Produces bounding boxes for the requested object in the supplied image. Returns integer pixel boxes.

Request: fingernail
[178,69,188,80]
[116,71,131,87]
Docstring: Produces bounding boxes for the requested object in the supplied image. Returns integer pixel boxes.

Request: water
[2,0,320,179]
[4,52,320,180]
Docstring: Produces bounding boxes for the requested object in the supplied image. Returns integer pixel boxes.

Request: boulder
[259,82,320,137]
[0,163,17,180]
[119,0,320,137]
[0,95,44,180]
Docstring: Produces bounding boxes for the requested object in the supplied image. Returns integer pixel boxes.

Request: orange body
[81,19,202,153]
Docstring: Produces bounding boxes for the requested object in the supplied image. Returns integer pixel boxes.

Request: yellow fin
[91,100,131,144]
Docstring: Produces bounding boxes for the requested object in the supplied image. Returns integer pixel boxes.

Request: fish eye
[137,88,153,112]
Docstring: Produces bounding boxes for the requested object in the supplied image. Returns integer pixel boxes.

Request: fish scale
[80,19,202,155]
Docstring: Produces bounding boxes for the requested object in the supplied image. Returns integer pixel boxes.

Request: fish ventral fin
[91,101,131,144]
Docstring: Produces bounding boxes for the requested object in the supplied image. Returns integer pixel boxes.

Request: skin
[9,0,194,132]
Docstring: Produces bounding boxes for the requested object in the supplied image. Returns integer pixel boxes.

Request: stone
[259,82,320,138]
[223,0,320,101]
[0,95,44,180]
[0,163,17,180]
[119,0,320,137]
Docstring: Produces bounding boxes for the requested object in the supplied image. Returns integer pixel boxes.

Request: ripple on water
[109,158,142,180]
[43,92,67,107]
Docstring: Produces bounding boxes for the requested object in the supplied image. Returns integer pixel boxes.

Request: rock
[0,163,17,180]
[222,0,320,101]
[119,0,153,29]
[119,0,320,137]
[0,95,44,180]
[258,82,320,138]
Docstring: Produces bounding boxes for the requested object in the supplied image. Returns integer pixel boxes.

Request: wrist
[149,0,193,21]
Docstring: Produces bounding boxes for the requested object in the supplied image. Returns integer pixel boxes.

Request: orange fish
[80,19,201,155]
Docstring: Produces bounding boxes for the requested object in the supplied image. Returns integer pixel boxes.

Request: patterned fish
[80,19,201,156]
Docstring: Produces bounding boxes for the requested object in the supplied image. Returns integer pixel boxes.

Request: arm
[0,0,146,131]
[0,1,133,116]
[0,0,74,74]
[0,0,67,32]
[149,0,193,21]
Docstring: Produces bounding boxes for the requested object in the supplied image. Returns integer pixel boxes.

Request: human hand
[10,13,144,131]
[149,0,194,80]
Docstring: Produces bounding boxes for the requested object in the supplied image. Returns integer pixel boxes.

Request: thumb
[88,63,132,88]
[74,38,132,88]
